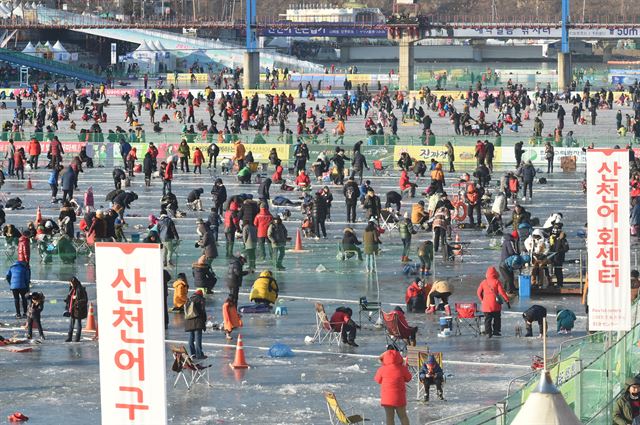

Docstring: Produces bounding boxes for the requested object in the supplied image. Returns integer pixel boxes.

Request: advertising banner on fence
[95,243,167,424]
[586,149,631,331]
[393,145,501,165]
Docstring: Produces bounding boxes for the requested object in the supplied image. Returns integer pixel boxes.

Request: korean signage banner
[586,149,631,331]
[95,243,167,424]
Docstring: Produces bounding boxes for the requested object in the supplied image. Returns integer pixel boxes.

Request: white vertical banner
[586,149,631,331]
[95,243,167,424]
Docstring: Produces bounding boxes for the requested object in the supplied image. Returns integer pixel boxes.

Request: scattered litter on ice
[315,264,327,272]
[304,335,315,344]
[268,343,294,358]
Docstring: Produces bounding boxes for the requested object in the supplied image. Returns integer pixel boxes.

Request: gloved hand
[194,242,200,248]
[63,311,71,317]
[507,302,511,309]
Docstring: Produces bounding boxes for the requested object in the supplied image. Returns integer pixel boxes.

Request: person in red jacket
[374,348,412,425]
[388,306,418,346]
[405,278,428,313]
[477,266,511,337]
[28,138,41,169]
[254,205,273,261]
[17,235,30,264]
[161,160,173,195]
[294,170,310,190]
[49,136,64,168]
[192,147,204,174]
[271,165,283,184]
[13,147,25,180]
[126,147,137,177]
[399,170,416,198]
[329,306,359,346]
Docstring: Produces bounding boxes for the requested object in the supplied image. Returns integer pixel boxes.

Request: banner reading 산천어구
[95,242,167,424]
[586,149,631,331]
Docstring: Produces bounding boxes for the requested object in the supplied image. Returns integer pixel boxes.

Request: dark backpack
[184,299,197,320]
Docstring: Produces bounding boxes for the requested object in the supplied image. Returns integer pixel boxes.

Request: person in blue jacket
[6,260,30,318]
[419,355,444,402]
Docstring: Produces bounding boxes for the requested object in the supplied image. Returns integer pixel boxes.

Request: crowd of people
[2,76,640,423]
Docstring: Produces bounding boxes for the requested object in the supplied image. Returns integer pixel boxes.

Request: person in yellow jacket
[222,297,243,340]
[426,280,455,315]
[249,270,279,306]
[171,273,189,312]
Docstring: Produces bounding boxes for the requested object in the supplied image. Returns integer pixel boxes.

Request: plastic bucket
[439,316,453,331]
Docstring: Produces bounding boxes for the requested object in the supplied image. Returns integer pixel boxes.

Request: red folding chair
[454,302,484,336]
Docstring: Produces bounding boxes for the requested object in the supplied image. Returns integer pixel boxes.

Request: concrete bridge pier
[398,39,415,91]
[243,51,260,89]
[557,52,572,91]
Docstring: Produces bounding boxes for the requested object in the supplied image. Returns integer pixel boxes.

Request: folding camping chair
[382,311,411,355]
[358,296,381,327]
[406,346,445,400]
[454,302,484,336]
[170,345,212,390]
[372,160,388,176]
[312,303,342,345]
[337,243,360,262]
[379,209,400,232]
[323,391,367,424]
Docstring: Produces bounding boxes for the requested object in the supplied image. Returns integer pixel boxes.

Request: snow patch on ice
[342,364,367,373]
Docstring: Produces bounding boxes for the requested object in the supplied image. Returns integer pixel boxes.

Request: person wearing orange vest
[233,140,246,170]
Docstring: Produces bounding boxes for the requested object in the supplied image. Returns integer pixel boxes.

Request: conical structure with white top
[512,370,582,425]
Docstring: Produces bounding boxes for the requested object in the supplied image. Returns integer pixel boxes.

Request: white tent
[21,41,38,56]
[52,40,70,62]
[512,371,581,425]
[12,3,23,17]
[43,40,52,49]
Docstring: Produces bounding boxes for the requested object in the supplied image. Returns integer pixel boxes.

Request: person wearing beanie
[184,288,207,359]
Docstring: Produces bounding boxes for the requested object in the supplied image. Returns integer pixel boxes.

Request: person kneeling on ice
[331,307,360,347]
[405,278,428,313]
[389,306,418,346]
[426,280,455,315]
[419,355,444,402]
[249,270,279,306]
[556,308,577,334]
[522,304,547,337]
[222,297,243,340]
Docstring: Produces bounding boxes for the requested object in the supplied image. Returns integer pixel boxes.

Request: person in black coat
[196,219,217,263]
[64,277,88,342]
[187,188,204,211]
[112,167,126,190]
[330,149,350,185]
[385,191,402,212]
[522,304,547,337]
[258,178,272,202]
[112,191,138,220]
[227,255,248,305]
[192,256,217,292]
[350,151,369,184]
[343,176,360,223]
[184,289,207,359]
[240,199,259,226]
[61,166,75,202]
[312,192,328,238]
[211,178,227,215]
[143,153,153,187]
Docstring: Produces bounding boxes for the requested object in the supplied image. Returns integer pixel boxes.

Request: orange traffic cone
[229,334,250,369]
[26,177,33,190]
[452,233,462,256]
[35,206,42,225]
[83,302,97,332]
[292,229,305,252]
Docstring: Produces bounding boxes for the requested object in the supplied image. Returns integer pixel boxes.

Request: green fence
[441,301,640,424]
